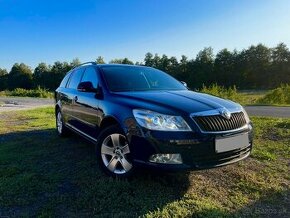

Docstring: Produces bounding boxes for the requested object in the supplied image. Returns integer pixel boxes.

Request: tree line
[0,43,289,91]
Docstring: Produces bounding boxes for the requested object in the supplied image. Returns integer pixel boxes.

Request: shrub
[198,84,242,103]
[0,87,53,98]
[258,84,290,105]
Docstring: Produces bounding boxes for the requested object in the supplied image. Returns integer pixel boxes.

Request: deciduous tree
[8,63,33,89]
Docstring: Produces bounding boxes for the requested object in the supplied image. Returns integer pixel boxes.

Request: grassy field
[0,107,289,217]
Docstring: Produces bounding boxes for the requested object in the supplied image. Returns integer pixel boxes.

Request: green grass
[0,108,289,217]
[0,87,53,98]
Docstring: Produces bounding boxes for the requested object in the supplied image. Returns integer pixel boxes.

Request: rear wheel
[56,109,69,137]
[96,125,135,178]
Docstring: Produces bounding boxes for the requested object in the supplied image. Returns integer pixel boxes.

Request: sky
[0,0,290,70]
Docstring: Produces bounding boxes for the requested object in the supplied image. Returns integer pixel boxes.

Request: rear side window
[59,72,71,88]
[81,67,98,88]
[68,68,84,89]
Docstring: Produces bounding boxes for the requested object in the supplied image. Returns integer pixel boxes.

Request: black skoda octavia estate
[55,62,253,177]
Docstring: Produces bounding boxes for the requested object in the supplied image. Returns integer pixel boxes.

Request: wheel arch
[55,100,62,115]
[100,116,123,131]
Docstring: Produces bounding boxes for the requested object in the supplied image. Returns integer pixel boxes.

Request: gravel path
[244,106,290,118]
[0,97,54,112]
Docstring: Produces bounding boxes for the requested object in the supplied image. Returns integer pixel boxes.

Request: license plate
[215,133,249,153]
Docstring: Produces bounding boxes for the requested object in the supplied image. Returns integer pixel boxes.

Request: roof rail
[75,61,97,68]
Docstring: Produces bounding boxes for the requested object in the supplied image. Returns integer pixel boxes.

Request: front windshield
[100,65,187,92]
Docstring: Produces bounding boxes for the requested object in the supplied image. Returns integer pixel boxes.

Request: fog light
[149,154,183,164]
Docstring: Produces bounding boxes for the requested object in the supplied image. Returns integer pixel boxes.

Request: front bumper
[127,124,253,171]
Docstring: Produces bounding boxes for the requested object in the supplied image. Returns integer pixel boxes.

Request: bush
[0,87,53,98]
[258,84,290,105]
[198,84,242,103]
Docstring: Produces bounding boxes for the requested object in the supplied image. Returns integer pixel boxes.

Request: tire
[96,125,135,178]
[56,109,69,137]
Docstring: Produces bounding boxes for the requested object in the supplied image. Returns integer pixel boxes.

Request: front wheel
[96,125,135,178]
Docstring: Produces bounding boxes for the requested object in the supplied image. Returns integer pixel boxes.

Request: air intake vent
[193,112,246,132]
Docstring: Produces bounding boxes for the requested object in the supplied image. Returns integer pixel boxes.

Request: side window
[81,67,98,88]
[59,72,71,88]
[68,68,84,89]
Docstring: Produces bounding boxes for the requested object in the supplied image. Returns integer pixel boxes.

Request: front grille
[193,112,246,132]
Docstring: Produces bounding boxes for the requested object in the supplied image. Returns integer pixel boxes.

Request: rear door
[56,72,72,123]
[65,67,85,127]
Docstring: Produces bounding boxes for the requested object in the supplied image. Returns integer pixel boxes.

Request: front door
[73,66,100,139]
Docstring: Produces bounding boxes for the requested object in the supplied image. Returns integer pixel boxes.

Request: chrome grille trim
[191,108,248,134]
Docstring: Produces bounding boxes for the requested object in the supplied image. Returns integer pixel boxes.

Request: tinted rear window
[59,72,71,88]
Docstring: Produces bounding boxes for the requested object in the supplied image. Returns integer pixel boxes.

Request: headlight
[133,109,192,131]
[242,107,250,123]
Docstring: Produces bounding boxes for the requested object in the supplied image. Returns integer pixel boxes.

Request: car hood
[114,90,242,115]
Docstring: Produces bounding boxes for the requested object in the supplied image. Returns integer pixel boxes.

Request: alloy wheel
[101,133,132,174]
[57,111,63,134]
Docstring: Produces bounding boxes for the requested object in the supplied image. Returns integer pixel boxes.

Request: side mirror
[77,81,96,92]
[181,81,187,87]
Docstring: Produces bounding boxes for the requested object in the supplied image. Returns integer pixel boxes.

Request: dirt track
[244,106,290,118]
[0,97,54,112]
